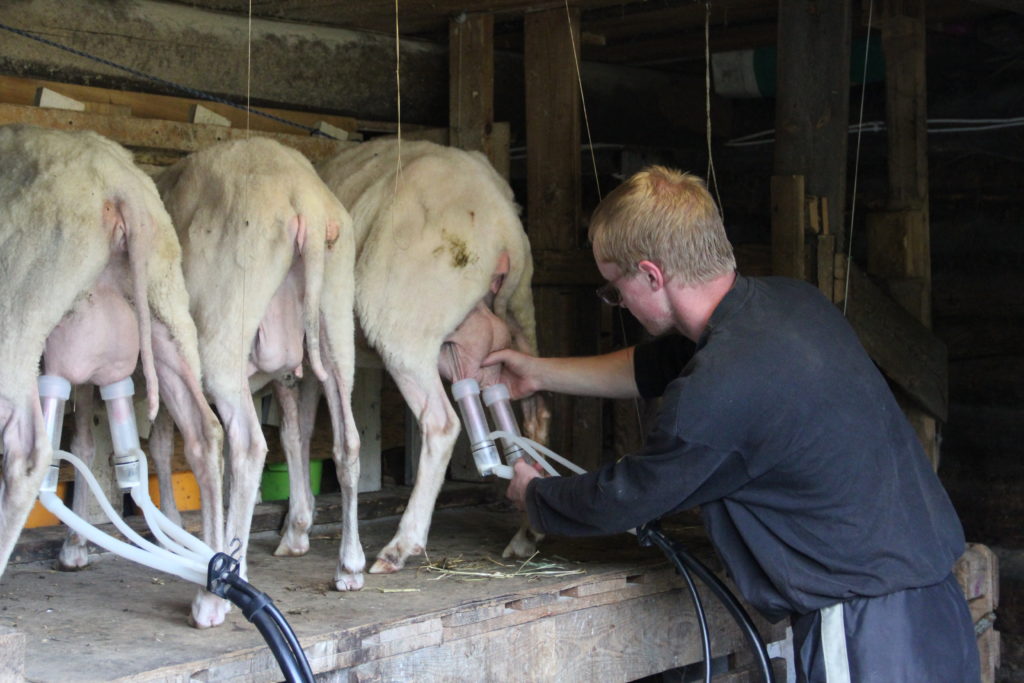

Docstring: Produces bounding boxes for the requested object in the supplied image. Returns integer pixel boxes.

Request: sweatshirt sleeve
[524,425,751,537]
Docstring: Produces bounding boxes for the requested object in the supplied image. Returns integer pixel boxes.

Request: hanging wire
[704,0,724,220]
[455,14,464,146]
[564,0,601,201]
[843,0,874,316]
[392,0,404,203]
[558,1,642,437]
[241,1,254,409]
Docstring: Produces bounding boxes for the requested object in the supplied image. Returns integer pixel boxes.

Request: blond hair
[588,166,735,286]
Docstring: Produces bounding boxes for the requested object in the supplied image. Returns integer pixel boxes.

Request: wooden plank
[842,263,948,420]
[5,507,786,682]
[955,543,999,618]
[978,626,1001,683]
[0,102,356,163]
[449,13,494,159]
[770,174,805,279]
[0,74,358,138]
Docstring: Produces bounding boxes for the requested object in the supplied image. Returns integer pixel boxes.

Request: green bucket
[260,459,324,502]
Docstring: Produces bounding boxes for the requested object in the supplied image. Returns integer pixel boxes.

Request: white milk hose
[36,375,214,587]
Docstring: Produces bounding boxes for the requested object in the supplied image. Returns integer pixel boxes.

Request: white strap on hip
[820,603,852,683]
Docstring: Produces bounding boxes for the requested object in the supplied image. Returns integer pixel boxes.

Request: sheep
[0,124,225,626]
[315,138,550,574]
[153,136,362,624]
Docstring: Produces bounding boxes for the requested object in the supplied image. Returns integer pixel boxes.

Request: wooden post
[525,7,581,251]
[773,0,852,256]
[449,13,494,160]
[524,7,602,471]
[874,0,939,469]
[770,175,805,279]
[445,12,497,482]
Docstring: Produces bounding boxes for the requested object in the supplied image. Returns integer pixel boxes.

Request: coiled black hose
[637,522,775,683]
[207,553,315,683]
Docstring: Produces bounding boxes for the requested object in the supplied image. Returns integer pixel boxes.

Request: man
[488,166,979,681]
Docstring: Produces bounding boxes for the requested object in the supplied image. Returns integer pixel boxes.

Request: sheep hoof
[369,556,402,574]
[335,571,365,591]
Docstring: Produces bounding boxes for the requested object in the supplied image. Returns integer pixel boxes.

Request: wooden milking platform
[0,492,789,682]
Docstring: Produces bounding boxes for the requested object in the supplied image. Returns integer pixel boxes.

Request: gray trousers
[790,573,980,682]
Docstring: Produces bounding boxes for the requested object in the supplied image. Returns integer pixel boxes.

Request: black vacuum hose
[637,522,775,683]
[207,552,315,683]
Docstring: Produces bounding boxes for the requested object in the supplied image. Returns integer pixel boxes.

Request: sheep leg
[272,380,313,557]
[148,409,181,525]
[370,369,458,574]
[0,400,49,579]
[56,386,98,569]
[320,367,364,590]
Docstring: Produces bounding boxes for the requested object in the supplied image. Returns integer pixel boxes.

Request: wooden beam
[773,0,852,251]
[525,7,581,251]
[841,263,948,421]
[0,102,356,164]
[877,0,937,466]
[770,174,805,279]
[531,249,603,287]
[449,13,494,159]
[525,7,603,471]
[1,74,360,138]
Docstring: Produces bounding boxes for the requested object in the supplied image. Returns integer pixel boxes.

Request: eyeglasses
[595,281,623,307]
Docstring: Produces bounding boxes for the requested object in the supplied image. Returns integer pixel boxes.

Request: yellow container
[25,482,68,528]
[147,471,202,511]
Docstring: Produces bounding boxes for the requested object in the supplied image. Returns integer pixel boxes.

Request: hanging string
[564,0,601,201]
[559,2,640,436]
[704,1,724,220]
[455,14,464,147]
[241,1,254,402]
[843,0,874,316]
[392,0,404,203]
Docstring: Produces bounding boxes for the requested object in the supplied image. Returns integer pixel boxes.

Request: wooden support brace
[841,262,948,420]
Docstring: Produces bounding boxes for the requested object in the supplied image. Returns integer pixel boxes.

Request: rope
[0,19,341,139]
[704,1,724,220]
[843,0,874,316]
[557,2,640,437]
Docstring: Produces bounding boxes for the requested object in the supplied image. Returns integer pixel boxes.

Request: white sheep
[0,125,225,626]
[316,138,550,574]
[154,136,362,624]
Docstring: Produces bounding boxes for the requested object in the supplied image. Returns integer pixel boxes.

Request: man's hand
[506,458,542,511]
[483,348,542,400]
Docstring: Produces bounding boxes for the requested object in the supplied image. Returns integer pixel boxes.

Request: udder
[438,301,512,387]
[43,271,141,387]
[248,260,306,379]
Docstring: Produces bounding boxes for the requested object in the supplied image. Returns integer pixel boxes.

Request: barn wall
[0,0,724,146]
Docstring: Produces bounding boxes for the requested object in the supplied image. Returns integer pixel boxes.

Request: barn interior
[0,0,1021,680]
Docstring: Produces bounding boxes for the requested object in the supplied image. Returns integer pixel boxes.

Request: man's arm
[483,346,639,401]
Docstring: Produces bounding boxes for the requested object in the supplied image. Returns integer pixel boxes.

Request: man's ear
[637,260,665,290]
